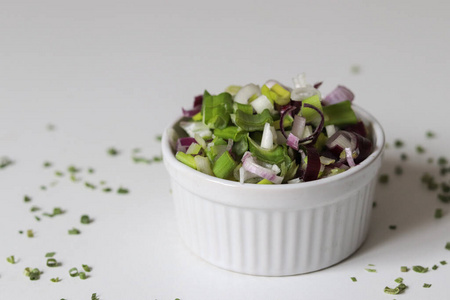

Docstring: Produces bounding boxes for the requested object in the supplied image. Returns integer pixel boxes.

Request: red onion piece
[241,152,283,184]
[182,95,203,117]
[322,85,354,106]
[279,105,298,139]
[297,103,324,144]
[300,146,321,182]
[345,147,356,167]
[176,137,197,153]
[344,121,367,138]
[286,133,300,150]
[313,81,323,89]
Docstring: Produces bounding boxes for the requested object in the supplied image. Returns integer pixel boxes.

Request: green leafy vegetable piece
[234,109,273,132]
[80,215,91,224]
[212,151,237,179]
[117,187,129,194]
[82,264,91,272]
[175,152,196,169]
[69,267,79,277]
[46,258,58,267]
[6,255,16,264]
[0,157,13,169]
[379,174,389,184]
[394,139,404,148]
[322,100,358,127]
[412,265,428,273]
[384,283,407,295]
[68,228,80,235]
[107,147,119,156]
[247,134,288,165]
[202,90,233,129]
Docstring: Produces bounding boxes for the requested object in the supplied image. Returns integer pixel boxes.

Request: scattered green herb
[55,171,64,177]
[416,145,425,154]
[350,64,361,74]
[46,258,58,267]
[80,215,91,224]
[24,195,32,203]
[24,267,41,280]
[91,293,100,300]
[45,252,56,258]
[423,283,432,288]
[82,264,92,272]
[46,124,55,131]
[68,228,80,235]
[384,283,407,295]
[50,277,61,282]
[85,182,97,189]
[107,147,119,156]
[426,131,435,138]
[67,165,81,173]
[156,135,162,141]
[394,166,403,175]
[43,161,52,168]
[379,174,389,184]
[0,157,13,169]
[79,272,87,280]
[394,277,403,283]
[30,206,40,212]
[103,187,112,193]
[432,265,438,270]
[27,229,34,238]
[389,225,397,230]
[365,268,377,273]
[440,261,447,265]
[40,185,47,190]
[69,267,79,277]
[412,265,428,273]
[400,153,408,161]
[6,255,16,264]
[43,207,64,217]
[88,168,95,174]
[35,216,41,221]
[400,266,409,272]
[350,277,357,282]
[438,157,448,166]
[446,242,450,250]
[117,187,129,194]
[394,140,404,148]
[435,208,443,219]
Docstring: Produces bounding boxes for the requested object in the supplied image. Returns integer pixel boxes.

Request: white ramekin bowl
[162,105,384,276]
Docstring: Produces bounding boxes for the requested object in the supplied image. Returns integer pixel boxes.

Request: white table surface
[1,0,450,299]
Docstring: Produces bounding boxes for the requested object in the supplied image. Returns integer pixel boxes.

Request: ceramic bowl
[162,104,384,276]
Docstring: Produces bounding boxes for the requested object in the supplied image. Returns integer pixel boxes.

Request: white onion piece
[167,128,179,151]
[226,139,234,152]
[179,121,212,139]
[287,178,302,184]
[194,156,214,176]
[345,147,356,167]
[239,166,260,184]
[325,125,337,138]
[260,123,274,149]
[234,83,261,104]
[291,115,306,138]
[292,73,308,89]
[319,156,335,165]
[194,133,206,149]
[302,125,313,140]
[251,95,275,114]
[291,86,321,101]
[271,164,281,174]
[241,152,283,184]
[270,126,278,144]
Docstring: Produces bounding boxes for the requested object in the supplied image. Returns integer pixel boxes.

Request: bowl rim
[162,104,385,191]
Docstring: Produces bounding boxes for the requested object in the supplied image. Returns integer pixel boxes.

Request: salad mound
[170,74,373,184]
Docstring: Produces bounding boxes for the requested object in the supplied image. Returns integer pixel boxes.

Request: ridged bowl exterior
[162,105,384,276]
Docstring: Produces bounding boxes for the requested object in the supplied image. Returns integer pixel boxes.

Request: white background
[1,0,450,299]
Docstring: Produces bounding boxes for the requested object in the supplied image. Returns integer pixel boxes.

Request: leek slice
[323,100,358,126]
[202,90,233,129]
[234,109,273,132]
[247,134,287,165]
[213,151,237,179]
[175,152,196,169]
[213,126,247,141]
